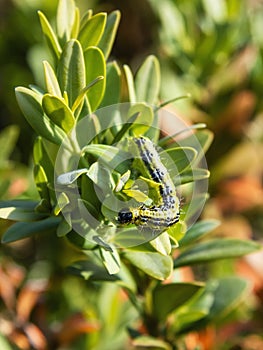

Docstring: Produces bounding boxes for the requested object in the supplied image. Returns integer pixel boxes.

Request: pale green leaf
[57,39,86,107]
[56,0,76,45]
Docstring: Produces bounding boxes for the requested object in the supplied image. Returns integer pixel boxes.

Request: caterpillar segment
[118,136,180,233]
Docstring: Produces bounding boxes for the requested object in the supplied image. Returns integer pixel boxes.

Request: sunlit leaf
[124,250,173,280]
[38,11,61,61]
[42,94,75,133]
[43,61,62,98]
[78,13,107,50]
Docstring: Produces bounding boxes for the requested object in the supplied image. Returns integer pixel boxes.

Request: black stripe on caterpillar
[117,136,180,233]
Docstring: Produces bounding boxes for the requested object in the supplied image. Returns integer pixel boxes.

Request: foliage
[0,0,262,349]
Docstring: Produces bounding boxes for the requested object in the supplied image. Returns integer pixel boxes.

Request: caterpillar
[117,136,180,233]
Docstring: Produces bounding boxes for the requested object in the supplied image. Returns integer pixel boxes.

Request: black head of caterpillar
[117,136,180,233]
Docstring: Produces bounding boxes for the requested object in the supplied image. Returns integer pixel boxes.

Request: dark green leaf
[1,217,61,243]
[179,219,220,246]
[174,238,261,268]
[98,10,121,60]
[0,202,45,222]
[152,282,204,321]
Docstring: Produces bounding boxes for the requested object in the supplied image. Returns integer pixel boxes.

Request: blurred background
[0,0,263,349]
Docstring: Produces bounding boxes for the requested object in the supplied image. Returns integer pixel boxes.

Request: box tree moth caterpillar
[118,136,180,234]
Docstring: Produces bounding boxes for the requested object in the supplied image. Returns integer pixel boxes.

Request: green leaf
[180,130,214,156]
[0,125,19,164]
[206,277,251,321]
[124,65,136,103]
[84,47,106,111]
[34,164,50,202]
[57,39,85,107]
[43,61,62,98]
[152,282,204,321]
[57,217,72,237]
[160,147,197,177]
[135,55,160,104]
[100,61,121,107]
[69,259,119,282]
[56,168,88,185]
[72,76,104,113]
[0,204,45,221]
[38,11,62,61]
[150,231,171,255]
[54,192,70,216]
[33,137,55,184]
[176,168,210,185]
[100,246,121,275]
[129,103,154,136]
[87,162,113,193]
[175,284,215,333]
[78,13,107,50]
[174,238,261,268]
[179,219,221,247]
[124,250,173,280]
[42,94,75,133]
[56,0,76,45]
[82,144,131,173]
[15,87,66,145]
[98,10,121,60]
[1,217,61,243]
[132,336,172,350]
[79,9,93,31]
